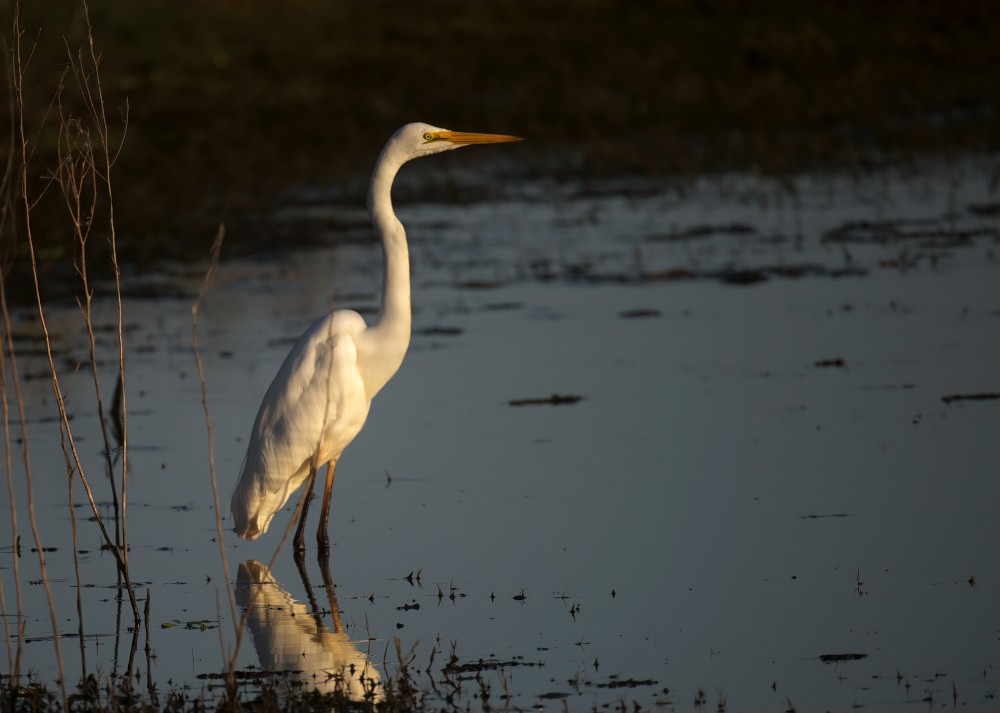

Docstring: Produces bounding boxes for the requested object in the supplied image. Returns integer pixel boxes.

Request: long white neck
[361,143,412,395]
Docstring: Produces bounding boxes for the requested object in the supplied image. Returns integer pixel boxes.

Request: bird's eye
[423,132,434,142]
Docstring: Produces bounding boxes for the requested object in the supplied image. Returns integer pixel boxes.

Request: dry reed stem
[217,336,329,679]
[0,579,11,681]
[13,0,144,634]
[222,301,342,680]
[0,275,25,685]
[0,22,25,685]
[8,0,148,693]
[143,590,154,698]
[190,225,239,649]
[42,0,133,560]
[60,415,89,678]
[212,587,227,691]
[224,457,320,683]
[51,80,107,685]
[112,591,125,681]
[20,99,142,626]
[0,324,20,681]
[124,626,139,692]
[11,4,68,704]
[188,223,308,699]
[55,85,122,552]
[78,0,132,574]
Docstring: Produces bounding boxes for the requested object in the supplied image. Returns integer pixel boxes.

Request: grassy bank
[1,0,998,279]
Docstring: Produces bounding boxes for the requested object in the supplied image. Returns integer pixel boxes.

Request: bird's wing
[231,310,369,538]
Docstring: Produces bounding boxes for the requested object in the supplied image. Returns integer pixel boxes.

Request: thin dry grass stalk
[14,34,144,631]
[225,460,320,682]
[0,31,25,685]
[190,226,239,656]
[77,0,132,575]
[7,0,148,698]
[0,284,23,681]
[188,223,313,699]
[47,0,144,631]
[11,3,68,704]
[55,94,122,552]
[58,416,89,678]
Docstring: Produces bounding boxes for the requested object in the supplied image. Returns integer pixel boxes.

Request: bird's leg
[318,550,344,635]
[316,459,337,552]
[293,464,319,554]
[293,546,323,628]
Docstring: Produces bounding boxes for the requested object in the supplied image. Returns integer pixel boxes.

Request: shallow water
[2,160,999,710]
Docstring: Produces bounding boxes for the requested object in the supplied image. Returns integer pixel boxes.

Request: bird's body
[230,122,521,549]
[229,310,372,540]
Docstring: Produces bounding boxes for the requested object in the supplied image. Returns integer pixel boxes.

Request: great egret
[230,122,522,551]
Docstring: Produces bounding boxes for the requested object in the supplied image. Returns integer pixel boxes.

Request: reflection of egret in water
[235,560,382,700]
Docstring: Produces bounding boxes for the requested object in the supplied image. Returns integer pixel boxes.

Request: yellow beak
[427,130,523,145]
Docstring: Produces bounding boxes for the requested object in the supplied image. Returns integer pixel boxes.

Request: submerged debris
[821,219,998,246]
[161,619,218,631]
[442,657,543,674]
[414,326,464,336]
[814,358,846,368]
[819,653,868,663]
[619,308,661,319]
[596,678,659,689]
[196,668,297,681]
[941,392,1000,404]
[509,394,583,406]
[967,201,1000,216]
[647,222,756,242]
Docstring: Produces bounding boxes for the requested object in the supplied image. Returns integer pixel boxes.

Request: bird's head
[389,122,523,161]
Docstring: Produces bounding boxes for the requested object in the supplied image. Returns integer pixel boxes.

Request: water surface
[2,161,998,710]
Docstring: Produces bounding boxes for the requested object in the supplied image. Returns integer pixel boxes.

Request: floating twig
[509,394,583,406]
[941,392,1000,404]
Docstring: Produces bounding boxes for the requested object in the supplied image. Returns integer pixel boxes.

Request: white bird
[230,122,522,551]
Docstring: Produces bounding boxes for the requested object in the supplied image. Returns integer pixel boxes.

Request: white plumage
[230,312,369,539]
[229,122,521,550]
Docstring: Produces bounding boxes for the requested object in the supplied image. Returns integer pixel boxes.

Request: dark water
[2,160,998,710]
